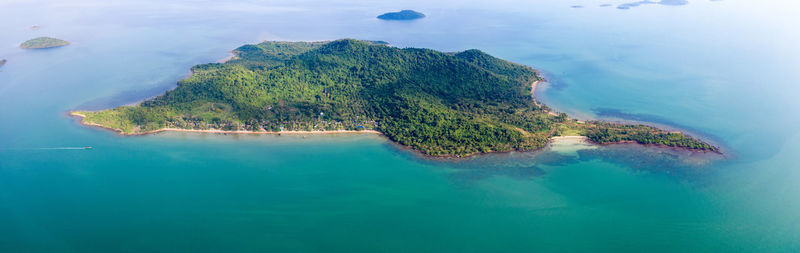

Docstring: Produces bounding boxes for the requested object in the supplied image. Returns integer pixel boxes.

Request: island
[72,39,717,157]
[0,59,6,67]
[377,10,425,20]
[20,37,70,49]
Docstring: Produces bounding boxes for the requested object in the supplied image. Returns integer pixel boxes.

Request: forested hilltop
[74,39,716,156]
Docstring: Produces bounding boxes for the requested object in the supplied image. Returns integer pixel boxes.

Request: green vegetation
[377,10,425,20]
[77,39,716,156]
[583,121,717,150]
[20,37,70,49]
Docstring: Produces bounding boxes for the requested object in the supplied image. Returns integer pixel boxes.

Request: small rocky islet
[377,10,425,20]
[20,37,70,49]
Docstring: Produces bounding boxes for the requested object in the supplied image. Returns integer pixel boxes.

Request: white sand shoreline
[70,111,583,145]
[531,80,559,116]
[70,112,381,136]
[153,128,381,135]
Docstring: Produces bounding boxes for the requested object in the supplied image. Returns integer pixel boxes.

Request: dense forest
[76,39,716,156]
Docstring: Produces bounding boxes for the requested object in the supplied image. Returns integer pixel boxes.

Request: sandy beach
[70,80,577,144]
[217,53,236,63]
[70,111,381,136]
[547,135,597,154]
[151,128,381,135]
[530,80,539,100]
[549,135,588,141]
[531,80,560,116]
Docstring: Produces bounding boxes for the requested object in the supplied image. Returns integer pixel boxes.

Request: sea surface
[1,0,799,252]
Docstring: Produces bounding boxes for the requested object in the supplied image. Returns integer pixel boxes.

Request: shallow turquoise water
[1,0,799,252]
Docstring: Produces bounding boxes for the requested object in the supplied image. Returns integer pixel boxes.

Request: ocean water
[1,0,799,252]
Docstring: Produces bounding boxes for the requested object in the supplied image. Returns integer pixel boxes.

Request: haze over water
[1,0,799,251]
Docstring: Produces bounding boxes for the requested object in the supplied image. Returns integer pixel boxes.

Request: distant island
[377,10,425,20]
[0,59,6,67]
[72,39,716,157]
[20,37,70,49]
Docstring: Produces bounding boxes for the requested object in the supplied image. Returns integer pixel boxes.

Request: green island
[20,37,70,49]
[377,10,425,20]
[72,39,717,157]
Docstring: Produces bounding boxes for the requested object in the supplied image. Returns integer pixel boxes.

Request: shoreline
[549,135,588,141]
[69,112,720,157]
[529,80,719,153]
[530,80,540,102]
[69,112,381,136]
[148,128,382,135]
[69,74,720,157]
[217,53,236,63]
[530,80,559,116]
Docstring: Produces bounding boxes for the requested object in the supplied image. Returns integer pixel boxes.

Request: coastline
[70,111,574,158]
[69,71,719,157]
[217,53,236,63]
[530,80,539,101]
[70,111,720,157]
[531,80,559,116]
[69,111,381,136]
[529,81,718,153]
[549,135,588,141]
[146,128,382,135]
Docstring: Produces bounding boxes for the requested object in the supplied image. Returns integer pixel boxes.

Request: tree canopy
[76,39,716,156]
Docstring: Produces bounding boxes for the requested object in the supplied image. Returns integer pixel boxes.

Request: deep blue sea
[1,0,799,252]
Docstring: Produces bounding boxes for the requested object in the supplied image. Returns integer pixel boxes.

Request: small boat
[84,146,92,149]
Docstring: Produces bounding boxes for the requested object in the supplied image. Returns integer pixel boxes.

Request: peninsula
[377,10,425,20]
[72,39,716,156]
[20,37,70,49]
